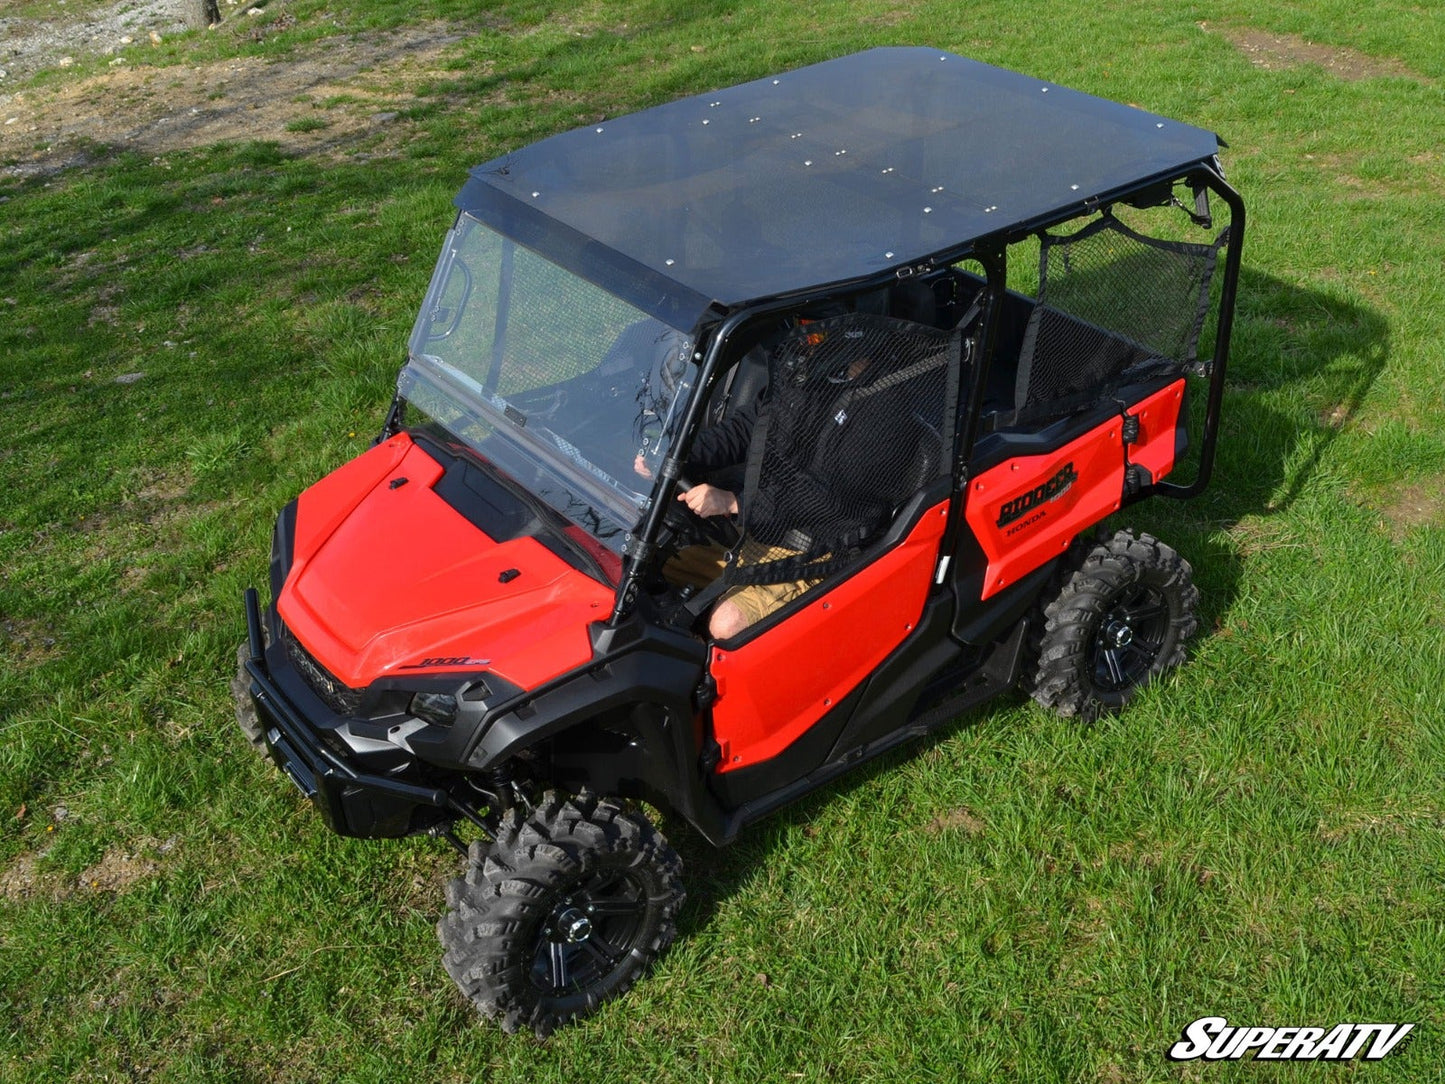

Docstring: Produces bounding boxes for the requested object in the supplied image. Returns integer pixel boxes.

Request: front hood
[277,435,613,691]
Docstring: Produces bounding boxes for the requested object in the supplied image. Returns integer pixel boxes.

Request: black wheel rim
[530,869,650,996]
[1091,583,1171,693]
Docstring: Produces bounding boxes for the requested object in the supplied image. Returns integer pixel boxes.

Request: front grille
[281,623,366,717]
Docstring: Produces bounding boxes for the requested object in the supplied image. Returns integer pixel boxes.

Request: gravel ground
[0,0,192,84]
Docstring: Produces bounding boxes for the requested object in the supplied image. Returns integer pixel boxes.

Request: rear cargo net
[720,313,959,589]
[1013,212,1227,421]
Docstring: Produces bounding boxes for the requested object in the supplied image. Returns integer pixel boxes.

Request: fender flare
[466,619,733,844]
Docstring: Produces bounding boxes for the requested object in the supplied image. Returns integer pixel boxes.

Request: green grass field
[2,1,1444,1080]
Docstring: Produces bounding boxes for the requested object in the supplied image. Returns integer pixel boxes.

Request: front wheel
[438,791,685,1037]
[1028,530,1200,721]
[230,642,267,754]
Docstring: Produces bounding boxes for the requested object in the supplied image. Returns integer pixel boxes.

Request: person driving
[650,329,888,639]
[678,347,882,639]
[641,306,944,641]
[636,363,793,640]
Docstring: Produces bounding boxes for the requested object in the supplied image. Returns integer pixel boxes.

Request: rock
[115,372,145,384]
[58,56,75,68]
[120,35,134,44]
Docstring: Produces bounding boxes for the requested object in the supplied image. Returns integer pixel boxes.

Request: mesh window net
[1014,213,1227,420]
[720,313,959,588]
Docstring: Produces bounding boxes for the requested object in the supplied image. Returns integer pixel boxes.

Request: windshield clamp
[377,391,407,442]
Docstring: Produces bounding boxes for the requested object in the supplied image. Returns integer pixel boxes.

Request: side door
[702,311,962,776]
[707,499,950,772]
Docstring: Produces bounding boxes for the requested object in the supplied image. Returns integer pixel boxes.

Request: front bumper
[241,587,460,838]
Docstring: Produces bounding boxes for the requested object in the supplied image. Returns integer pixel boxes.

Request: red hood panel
[278,436,612,690]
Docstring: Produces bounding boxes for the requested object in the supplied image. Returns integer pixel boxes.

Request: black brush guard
[242,587,485,840]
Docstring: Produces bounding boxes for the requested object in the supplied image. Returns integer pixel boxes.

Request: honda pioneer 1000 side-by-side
[236,48,1243,1035]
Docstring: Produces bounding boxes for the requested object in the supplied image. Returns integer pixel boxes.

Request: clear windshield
[401,214,696,550]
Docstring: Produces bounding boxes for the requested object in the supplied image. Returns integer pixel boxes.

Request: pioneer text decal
[995,461,1078,529]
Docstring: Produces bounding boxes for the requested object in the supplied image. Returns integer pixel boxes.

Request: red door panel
[963,417,1125,601]
[708,501,949,772]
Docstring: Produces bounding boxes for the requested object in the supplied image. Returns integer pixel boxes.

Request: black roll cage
[609,160,1245,626]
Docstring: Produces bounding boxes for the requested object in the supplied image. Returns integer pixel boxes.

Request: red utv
[236,47,1243,1035]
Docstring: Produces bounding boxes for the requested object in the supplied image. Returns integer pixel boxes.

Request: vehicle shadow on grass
[1154,266,1392,623]
[671,264,1392,936]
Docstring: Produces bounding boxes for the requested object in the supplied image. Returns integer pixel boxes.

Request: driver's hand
[633,453,654,479]
[679,483,739,518]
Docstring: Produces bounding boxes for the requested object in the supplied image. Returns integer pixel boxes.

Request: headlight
[409,691,459,727]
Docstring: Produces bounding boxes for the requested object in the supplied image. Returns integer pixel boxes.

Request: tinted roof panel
[457,47,1220,321]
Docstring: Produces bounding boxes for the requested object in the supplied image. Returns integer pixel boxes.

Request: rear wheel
[438,791,684,1037]
[1029,530,1199,721]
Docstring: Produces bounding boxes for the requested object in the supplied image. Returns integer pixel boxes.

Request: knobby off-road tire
[230,641,267,754]
[1028,530,1199,722]
[438,791,685,1037]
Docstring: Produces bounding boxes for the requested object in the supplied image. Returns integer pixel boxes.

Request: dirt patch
[78,841,165,892]
[1207,24,1430,84]
[1316,807,1436,845]
[0,853,55,901]
[1,836,176,901]
[858,5,913,29]
[1,615,60,668]
[925,806,986,836]
[1,20,470,178]
[1372,479,1445,540]
[380,847,457,919]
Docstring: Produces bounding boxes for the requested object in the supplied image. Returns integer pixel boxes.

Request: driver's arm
[686,398,757,477]
[632,397,757,482]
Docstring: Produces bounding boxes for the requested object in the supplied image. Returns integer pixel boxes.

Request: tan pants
[662,540,820,631]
